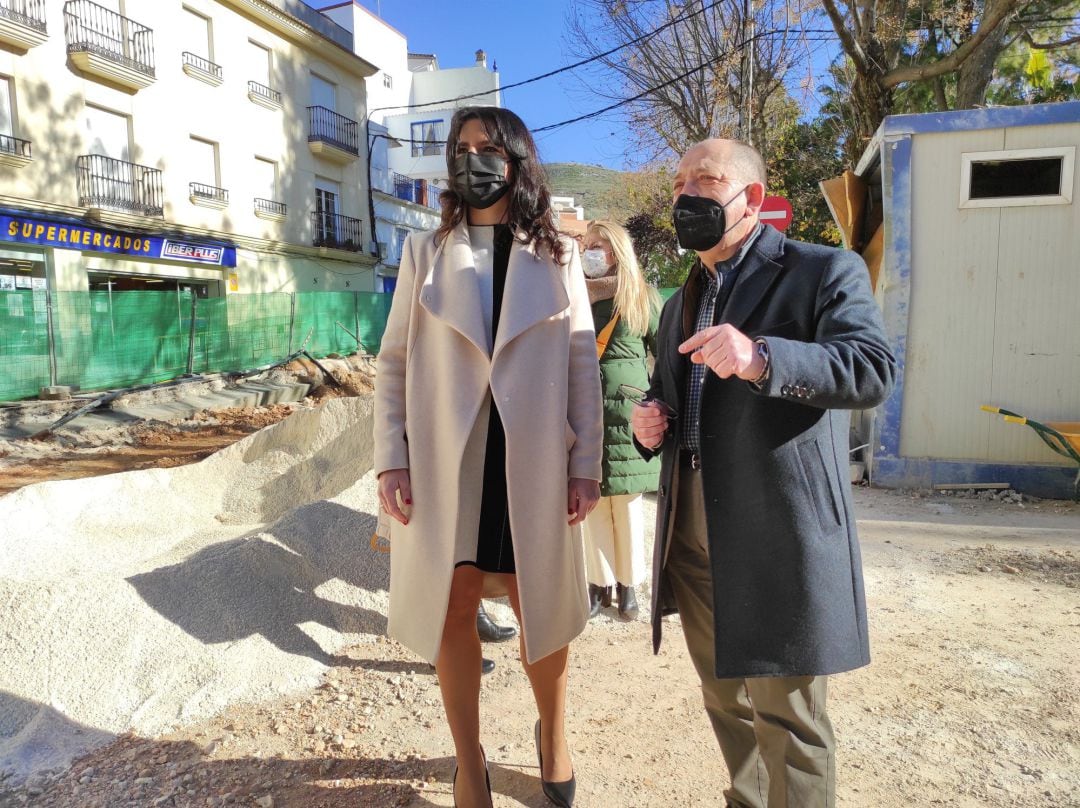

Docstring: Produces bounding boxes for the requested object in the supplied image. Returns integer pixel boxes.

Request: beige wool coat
[373,222,604,665]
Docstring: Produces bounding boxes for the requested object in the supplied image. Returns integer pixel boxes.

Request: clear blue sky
[308,1,838,170]
[307,0,658,169]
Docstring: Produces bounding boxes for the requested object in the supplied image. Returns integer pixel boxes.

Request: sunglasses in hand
[618,384,679,420]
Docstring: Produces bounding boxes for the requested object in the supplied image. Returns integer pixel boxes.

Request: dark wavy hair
[437,106,565,264]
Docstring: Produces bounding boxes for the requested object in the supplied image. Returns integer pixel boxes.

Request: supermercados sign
[1,211,237,267]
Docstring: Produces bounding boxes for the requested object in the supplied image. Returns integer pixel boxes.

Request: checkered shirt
[681,270,722,454]
[681,224,765,454]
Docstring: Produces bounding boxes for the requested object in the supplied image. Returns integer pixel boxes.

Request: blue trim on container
[880,101,1080,137]
[873,458,1076,500]
[874,134,913,460]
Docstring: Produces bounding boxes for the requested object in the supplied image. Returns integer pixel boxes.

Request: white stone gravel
[0,396,390,787]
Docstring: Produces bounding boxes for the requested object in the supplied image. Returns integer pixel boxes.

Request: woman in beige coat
[373,107,603,808]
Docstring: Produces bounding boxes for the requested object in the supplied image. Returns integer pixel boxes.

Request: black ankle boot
[587,584,606,619]
[482,657,495,675]
[616,583,638,621]
[477,604,518,643]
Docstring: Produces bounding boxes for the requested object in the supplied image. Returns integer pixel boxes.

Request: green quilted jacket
[592,296,661,496]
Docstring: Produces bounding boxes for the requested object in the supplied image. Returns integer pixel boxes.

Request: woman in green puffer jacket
[580,221,661,621]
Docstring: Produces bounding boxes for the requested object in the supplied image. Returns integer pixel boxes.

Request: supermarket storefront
[0,208,237,294]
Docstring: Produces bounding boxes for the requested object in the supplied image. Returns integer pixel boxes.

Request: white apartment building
[0,0,379,298]
[318,0,500,291]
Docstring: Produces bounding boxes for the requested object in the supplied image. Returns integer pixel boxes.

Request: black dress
[460,224,516,574]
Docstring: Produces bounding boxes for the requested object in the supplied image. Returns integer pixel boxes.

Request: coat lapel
[419,222,490,356]
[720,226,786,330]
[492,237,569,361]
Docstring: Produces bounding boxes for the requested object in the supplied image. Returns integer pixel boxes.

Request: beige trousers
[666,467,836,808]
[582,493,646,587]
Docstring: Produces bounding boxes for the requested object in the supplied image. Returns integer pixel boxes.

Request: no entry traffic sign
[759,195,793,232]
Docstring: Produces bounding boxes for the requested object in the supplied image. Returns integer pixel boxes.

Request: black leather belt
[680,451,702,470]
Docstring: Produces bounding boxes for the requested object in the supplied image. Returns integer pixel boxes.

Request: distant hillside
[543,162,629,222]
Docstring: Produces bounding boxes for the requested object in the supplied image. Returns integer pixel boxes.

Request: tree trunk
[847,66,892,165]
[955,2,1014,109]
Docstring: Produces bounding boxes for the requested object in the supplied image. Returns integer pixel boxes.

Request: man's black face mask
[672,187,747,251]
[452,152,510,210]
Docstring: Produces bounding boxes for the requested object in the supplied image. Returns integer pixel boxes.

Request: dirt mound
[0,351,376,497]
[958,544,1079,588]
[282,356,376,403]
[0,397,385,788]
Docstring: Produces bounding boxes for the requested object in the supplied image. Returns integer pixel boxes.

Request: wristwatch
[750,338,770,386]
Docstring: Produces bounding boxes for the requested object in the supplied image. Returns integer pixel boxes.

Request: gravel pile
[0,396,387,788]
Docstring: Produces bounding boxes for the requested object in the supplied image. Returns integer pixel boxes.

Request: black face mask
[452,152,510,209]
[672,188,747,251]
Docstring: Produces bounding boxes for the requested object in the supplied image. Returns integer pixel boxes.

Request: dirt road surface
[1,401,1077,808]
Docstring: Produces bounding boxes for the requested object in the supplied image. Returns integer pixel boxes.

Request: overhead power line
[531,27,779,134]
[369,0,746,115]
[370,25,825,145]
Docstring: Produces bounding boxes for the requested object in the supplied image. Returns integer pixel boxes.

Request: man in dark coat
[631,138,896,808]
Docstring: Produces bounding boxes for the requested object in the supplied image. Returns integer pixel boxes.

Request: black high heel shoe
[534,719,575,807]
[453,745,493,808]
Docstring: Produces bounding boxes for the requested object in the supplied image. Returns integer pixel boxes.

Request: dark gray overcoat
[640,225,896,679]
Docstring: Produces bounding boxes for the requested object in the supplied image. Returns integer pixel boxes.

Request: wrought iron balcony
[254,198,286,219]
[392,172,416,202]
[307,106,359,164]
[0,0,47,50]
[392,172,440,209]
[0,133,32,167]
[189,182,228,208]
[247,80,282,109]
[63,0,155,90]
[182,51,222,85]
[312,210,363,252]
[77,154,163,217]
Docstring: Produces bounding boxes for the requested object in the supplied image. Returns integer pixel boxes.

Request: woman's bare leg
[436,565,492,808]
[499,574,574,783]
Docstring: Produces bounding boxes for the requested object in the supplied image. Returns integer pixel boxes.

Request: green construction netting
[0,289,394,402]
[0,291,51,401]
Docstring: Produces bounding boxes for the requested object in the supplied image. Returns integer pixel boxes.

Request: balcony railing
[312,210,363,252]
[307,106,359,156]
[0,133,32,159]
[77,154,163,217]
[255,198,286,217]
[63,0,155,79]
[189,181,228,205]
[248,80,281,107]
[0,0,47,33]
[392,172,440,209]
[182,51,221,80]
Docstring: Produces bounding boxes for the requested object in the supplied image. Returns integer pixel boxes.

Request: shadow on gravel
[127,501,389,666]
[0,699,559,808]
[3,733,457,807]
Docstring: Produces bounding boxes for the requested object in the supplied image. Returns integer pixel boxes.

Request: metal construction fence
[0,289,392,402]
[0,286,683,402]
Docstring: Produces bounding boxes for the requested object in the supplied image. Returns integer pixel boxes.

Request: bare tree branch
[820,0,870,73]
[564,0,812,160]
[882,0,1027,87]
[1022,29,1080,49]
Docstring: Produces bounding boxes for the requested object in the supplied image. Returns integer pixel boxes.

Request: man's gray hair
[730,140,767,187]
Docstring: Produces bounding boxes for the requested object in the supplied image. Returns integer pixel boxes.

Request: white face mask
[582,249,611,278]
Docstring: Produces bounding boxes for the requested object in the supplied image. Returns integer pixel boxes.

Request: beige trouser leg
[582,493,646,587]
[665,468,836,808]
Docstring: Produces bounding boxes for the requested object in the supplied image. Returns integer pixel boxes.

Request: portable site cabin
[824,101,1080,499]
